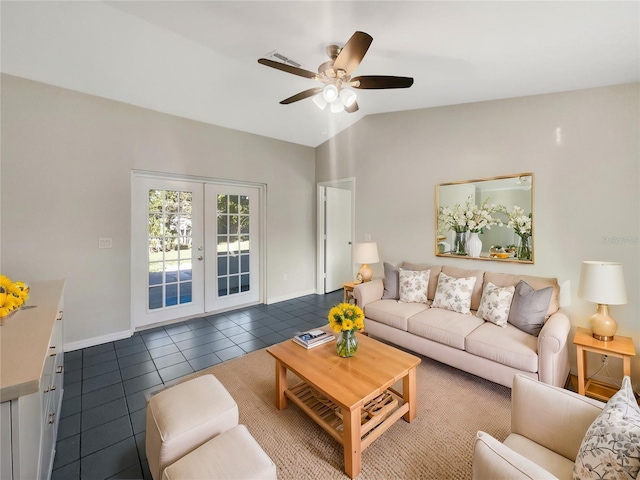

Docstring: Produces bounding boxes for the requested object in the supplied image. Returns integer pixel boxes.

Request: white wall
[1,74,317,348]
[316,84,640,390]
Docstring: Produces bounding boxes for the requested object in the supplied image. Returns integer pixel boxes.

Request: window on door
[216,194,251,297]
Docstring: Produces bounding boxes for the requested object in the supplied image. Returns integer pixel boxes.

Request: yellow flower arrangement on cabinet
[0,275,29,318]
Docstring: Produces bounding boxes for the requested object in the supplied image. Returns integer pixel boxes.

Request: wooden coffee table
[266,332,421,478]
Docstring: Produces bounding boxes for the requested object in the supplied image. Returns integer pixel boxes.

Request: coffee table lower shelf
[285,381,408,451]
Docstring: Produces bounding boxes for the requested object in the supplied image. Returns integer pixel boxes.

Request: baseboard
[266,289,318,305]
[64,329,133,352]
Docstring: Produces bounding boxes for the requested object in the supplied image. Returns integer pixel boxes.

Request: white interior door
[325,186,352,292]
[204,184,260,312]
[132,177,204,328]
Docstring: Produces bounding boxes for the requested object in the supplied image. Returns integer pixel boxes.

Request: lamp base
[358,264,373,282]
[590,304,617,342]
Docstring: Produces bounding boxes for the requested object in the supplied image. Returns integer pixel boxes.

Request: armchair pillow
[432,271,476,314]
[573,376,640,480]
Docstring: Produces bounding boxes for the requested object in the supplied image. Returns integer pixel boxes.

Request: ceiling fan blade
[351,76,414,89]
[345,101,359,114]
[333,31,373,75]
[280,88,323,105]
[258,58,318,79]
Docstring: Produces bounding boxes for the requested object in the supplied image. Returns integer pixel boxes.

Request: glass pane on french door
[147,189,194,309]
[205,184,259,312]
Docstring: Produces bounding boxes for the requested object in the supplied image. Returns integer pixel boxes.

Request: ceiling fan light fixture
[339,89,357,107]
[312,93,327,110]
[330,99,345,113]
[322,84,339,103]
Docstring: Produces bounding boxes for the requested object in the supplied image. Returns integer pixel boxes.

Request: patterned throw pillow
[476,282,515,327]
[398,268,430,304]
[573,376,640,480]
[431,272,477,314]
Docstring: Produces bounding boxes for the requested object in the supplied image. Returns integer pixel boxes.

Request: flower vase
[466,232,482,258]
[517,234,532,260]
[453,229,468,255]
[336,329,358,357]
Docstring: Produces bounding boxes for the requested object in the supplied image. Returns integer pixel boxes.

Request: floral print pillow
[573,376,640,480]
[398,268,430,304]
[431,272,476,314]
[476,282,515,327]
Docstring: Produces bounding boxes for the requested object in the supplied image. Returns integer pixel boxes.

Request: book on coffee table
[293,329,334,349]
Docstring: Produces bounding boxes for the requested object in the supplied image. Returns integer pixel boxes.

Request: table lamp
[578,261,627,341]
[354,242,379,282]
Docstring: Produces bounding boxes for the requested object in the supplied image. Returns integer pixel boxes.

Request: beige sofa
[472,374,604,479]
[353,264,571,388]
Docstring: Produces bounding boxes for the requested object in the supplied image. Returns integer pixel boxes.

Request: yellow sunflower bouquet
[0,275,29,318]
[328,303,365,333]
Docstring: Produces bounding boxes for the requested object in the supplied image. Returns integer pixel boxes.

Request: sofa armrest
[353,279,384,309]
[511,374,604,461]
[472,431,558,480]
[537,310,571,387]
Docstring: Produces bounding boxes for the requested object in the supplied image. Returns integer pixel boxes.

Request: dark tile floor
[53,290,343,480]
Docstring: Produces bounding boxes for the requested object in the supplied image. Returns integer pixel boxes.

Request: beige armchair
[472,374,604,479]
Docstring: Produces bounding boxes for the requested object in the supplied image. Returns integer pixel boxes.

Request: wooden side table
[573,326,636,401]
[343,282,360,304]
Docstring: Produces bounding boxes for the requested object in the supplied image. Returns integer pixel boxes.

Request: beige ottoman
[162,424,277,480]
[146,374,239,480]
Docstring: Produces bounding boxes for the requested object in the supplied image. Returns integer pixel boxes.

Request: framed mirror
[436,173,534,263]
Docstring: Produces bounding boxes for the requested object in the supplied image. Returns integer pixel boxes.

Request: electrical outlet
[99,238,113,249]
[602,354,608,364]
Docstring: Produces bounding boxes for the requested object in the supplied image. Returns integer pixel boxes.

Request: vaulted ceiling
[2,1,638,147]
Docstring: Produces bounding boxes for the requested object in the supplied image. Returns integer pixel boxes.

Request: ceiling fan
[258,31,413,113]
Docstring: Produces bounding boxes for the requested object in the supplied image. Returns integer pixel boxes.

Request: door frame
[131,170,267,330]
[316,177,355,294]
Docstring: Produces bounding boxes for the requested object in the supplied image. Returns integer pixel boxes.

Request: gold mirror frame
[435,173,535,264]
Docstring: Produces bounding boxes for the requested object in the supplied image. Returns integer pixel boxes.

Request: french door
[132,175,261,329]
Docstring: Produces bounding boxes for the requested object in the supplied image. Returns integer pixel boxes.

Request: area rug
[170,346,512,479]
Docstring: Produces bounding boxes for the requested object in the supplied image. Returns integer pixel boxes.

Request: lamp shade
[578,261,627,305]
[354,242,379,264]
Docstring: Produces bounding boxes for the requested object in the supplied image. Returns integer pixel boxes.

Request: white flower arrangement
[504,205,532,236]
[438,196,502,233]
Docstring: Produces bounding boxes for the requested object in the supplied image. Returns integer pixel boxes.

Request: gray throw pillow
[381,262,400,300]
[507,280,553,336]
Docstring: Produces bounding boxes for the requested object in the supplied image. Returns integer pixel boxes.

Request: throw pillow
[431,272,477,314]
[507,280,553,336]
[476,282,515,327]
[573,376,640,480]
[381,262,400,300]
[398,268,430,304]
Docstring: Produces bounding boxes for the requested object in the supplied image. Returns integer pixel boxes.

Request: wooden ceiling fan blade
[280,88,323,104]
[352,76,414,89]
[258,58,318,79]
[333,31,373,75]
[345,101,359,113]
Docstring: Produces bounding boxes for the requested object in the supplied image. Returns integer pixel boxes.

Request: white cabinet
[0,281,65,480]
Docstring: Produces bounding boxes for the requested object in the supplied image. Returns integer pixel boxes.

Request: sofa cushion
[476,282,515,327]
[508,281,554,336]
[408,308,485,350]
[381,262,400,299]
[484,272,559,317]
[401,263,442,300]
[399,268,430,304]
[364,299,429,331]
[465,323,538,372]
[574,376,640,480]
[432,271,477,314]
[441,265,485,311]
